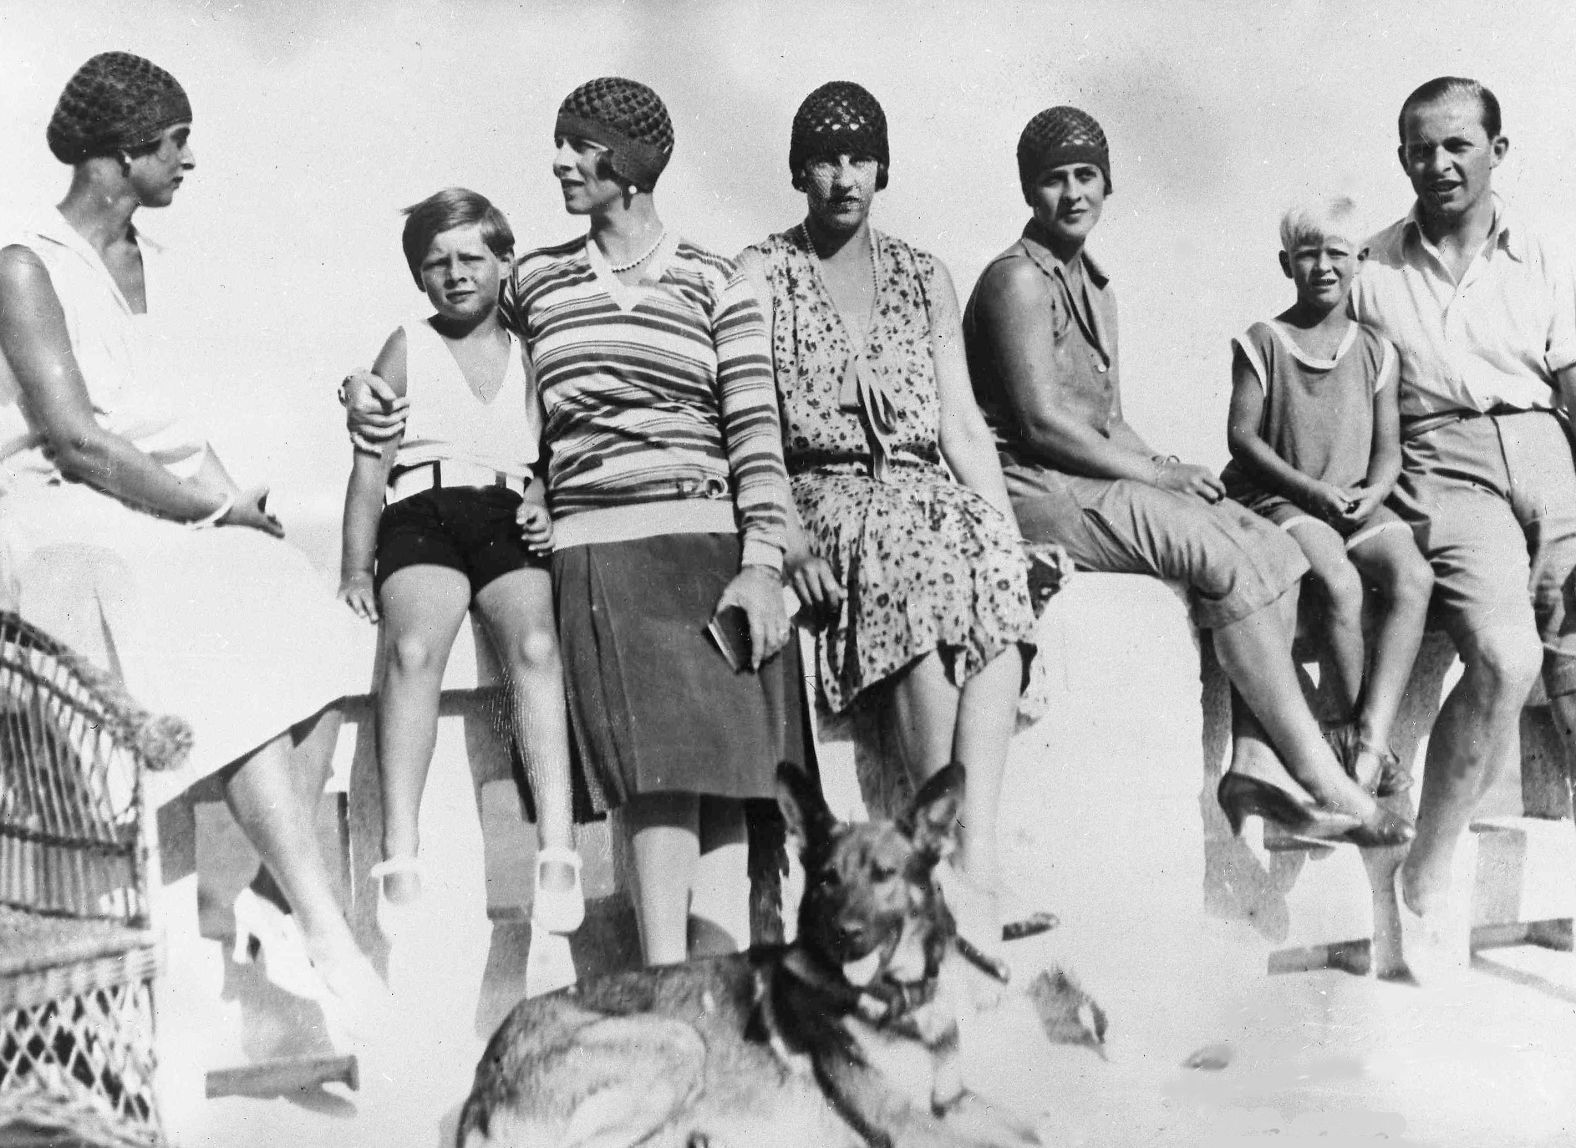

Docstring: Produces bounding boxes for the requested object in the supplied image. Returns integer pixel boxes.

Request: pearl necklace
[605,227,667,273]
[799,222,879,341]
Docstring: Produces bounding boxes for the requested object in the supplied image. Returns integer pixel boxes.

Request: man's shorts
[375,486,543,597]
[1390,409,1576,696]
[1002,462,1309,631]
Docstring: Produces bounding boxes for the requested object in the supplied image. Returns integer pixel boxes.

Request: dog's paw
[1026,965,1107,1055]
[939,1090,1041,1147]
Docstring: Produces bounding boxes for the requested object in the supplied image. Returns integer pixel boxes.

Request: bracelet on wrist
[189,492,234,530]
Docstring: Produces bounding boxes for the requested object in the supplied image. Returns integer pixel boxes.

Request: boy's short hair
[400,187,514,286]
[1279,194,1363,255]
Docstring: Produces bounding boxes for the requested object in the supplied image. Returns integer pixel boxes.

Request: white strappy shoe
[531,846,585,935]
[369,855,428,947]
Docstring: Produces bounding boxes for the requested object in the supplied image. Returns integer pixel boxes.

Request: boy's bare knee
[1389,550,1435,608]
[387,632,447,676]
[504,627,560,674]
[1311,561,1364,618]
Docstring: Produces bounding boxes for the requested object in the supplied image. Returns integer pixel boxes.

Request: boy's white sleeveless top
[393,317,540,480]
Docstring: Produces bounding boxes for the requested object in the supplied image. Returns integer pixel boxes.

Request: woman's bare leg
[692,796,749,957]
[1214,589,1380,819]
[623,791,700,966]
[221,714,357,965]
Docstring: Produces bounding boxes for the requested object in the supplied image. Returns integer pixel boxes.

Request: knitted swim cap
[1016,106,1111,200]
[789,81,890,190]
[47,51,191,165]
[554,77,674,192]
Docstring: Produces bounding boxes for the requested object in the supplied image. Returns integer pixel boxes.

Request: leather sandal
[1326,723,1413,798]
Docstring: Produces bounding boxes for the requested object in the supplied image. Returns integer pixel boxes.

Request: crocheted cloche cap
[789,81,890,190]
[554,76,674,192]
[47,51,191,165]
[1017,106,1111,199]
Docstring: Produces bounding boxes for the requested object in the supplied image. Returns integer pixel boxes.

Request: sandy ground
[149,577,1576,1148]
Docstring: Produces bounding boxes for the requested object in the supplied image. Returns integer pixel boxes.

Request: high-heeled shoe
[233,888,392,1046]
[1329,804,1415,849]
[311,943,396,1048]
[369,855,427,946]
[531,846,585,935]
[232,887,321,1001]
[1215,772,1363,842]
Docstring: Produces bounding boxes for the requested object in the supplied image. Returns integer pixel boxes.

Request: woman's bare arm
[0,244,229,522]
[930,260,1013,518]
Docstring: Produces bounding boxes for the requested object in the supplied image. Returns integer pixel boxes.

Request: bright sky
[3,0,1574,571]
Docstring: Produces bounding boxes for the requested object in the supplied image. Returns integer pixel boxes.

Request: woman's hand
[221,484,284,537]
[342,370,409,455]
[714,565,790,671]
[517,500,554,558]
[786,551,844,629]
[338,571,379,623]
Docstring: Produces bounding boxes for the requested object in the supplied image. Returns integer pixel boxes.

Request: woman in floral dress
[738,82,1063,958]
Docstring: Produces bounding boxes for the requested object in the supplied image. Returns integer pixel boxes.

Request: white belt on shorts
[387,460,527,505]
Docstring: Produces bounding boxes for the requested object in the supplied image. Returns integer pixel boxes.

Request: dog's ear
[776,762,836,857]
[900,761,965,862]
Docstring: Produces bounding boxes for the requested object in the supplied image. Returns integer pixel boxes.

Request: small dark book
[706,604,752,673]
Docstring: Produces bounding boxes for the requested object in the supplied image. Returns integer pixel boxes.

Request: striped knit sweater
[504,232,789,570]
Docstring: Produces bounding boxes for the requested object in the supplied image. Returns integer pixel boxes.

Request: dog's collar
[779,944,938,1024]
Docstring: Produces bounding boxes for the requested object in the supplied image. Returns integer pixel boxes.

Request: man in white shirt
[1351,76,1576,982]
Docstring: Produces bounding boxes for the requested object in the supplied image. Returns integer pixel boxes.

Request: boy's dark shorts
[375,486,544,597]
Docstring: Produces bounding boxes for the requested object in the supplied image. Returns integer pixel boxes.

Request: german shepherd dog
[456,763,1094,1148]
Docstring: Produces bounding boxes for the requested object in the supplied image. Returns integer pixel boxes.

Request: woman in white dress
[0,52,383,1033]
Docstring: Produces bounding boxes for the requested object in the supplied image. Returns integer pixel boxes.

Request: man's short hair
[1279,194,1363,255]
[400,187,514,287]
[1397,77,1502,143]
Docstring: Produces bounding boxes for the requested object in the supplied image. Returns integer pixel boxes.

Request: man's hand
[517,501,553,558]
[339,571,379,623]
[342,370,409,455]
[714,565,790,670]
[1154,460,1226,504]
[221,484,284,537]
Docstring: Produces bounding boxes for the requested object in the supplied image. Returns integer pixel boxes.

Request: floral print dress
[748,226,1048,719]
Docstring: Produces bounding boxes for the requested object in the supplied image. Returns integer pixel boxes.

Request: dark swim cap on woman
[1016,105,1111,198]
[789,81,890,188]
[47,51,191,164]
[554,77,674,192]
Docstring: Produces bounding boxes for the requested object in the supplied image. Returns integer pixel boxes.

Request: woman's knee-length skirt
[551,531,807,813]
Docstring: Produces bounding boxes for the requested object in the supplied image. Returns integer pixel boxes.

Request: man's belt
[1400,405,1550,441]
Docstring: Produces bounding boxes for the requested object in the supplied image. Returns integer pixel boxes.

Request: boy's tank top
[1221,319,1396,508]
[392,318,539,480]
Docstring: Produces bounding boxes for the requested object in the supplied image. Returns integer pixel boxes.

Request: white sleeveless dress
[0,209,371,805]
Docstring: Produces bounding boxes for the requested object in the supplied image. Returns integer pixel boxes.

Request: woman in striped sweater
[511,78,805,967]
